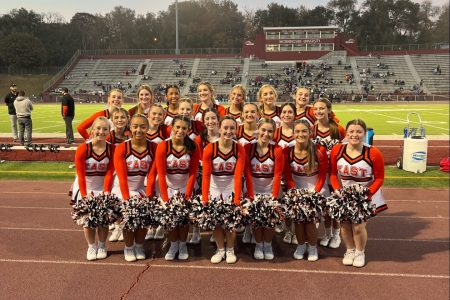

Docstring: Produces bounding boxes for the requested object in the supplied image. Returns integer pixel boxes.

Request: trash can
[402,113,427,173]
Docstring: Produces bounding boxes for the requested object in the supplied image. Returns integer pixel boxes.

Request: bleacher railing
[42,50,81,92]
[80,48,242,56]
[360,43,449,52]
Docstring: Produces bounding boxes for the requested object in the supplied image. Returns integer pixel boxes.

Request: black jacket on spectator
[4,91,18,115]
[61,93,75,117]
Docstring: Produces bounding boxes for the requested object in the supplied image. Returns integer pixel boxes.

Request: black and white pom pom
[155,194,192,231]
[71,193,120,228]
[312,137,340,151]
[197,195,243,231]
[282,188,326,223]
[121,195,158,230]
[243,194,284,228]
[326,185,375,223]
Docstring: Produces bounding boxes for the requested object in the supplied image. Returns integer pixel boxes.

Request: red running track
[0,181,448,300]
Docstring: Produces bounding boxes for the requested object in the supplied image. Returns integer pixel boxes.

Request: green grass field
[0,102,448,136]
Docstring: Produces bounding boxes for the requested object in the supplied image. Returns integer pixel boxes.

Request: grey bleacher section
[354,55,417,94]
[194,58,243,95]
[410,54,449,94]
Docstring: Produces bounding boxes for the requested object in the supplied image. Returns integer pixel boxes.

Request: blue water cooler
[365,128,374,145]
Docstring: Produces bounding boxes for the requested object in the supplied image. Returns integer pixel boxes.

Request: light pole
[175,0,180,55]
[365,35,368,52]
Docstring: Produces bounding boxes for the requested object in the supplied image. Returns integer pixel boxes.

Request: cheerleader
[146,104,171,144]
[244,118,284,260]
[148,115,200,261]
[144,104,171,241]
[107,108,130,242]
[108,108,130,144]
[128,85,153,118]
[202,116,246,264]
[235,102,259,243]
[329,119,387,267]
[188,108,220,244]
[294,87,315,126]
[313,98,346,249]
[193,81,225,121]
[258,84,281,127]
[77,89,124,140]
[274,103,296,244]
[284,120,328,261]
[72,116,115,260]
[113,114,157,262]
[164,85,180,126]
[225,84,246,124]
[178,98,204,140]
[236,103,259,147]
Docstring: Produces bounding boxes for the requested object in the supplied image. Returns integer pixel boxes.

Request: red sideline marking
[0,258,448,279]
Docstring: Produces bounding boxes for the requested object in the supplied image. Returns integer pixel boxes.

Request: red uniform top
[146,124,171,144]
[106,130,130,145]
[283,144,328,193]
[312,124,346,155]
[113,140,157,200]
[329,143,385,198]
[244,141,284,198]
[225,107,242,124]
[295,106,316,126]
[164,108,178,126]
[77,109,110,140]
[193,103,226,121]
[75,141,115,197]
[235,124,257,146]
[202,141,246,204]
[273,126,294,149]
[261,105,282,127]
[194,134,215,160]
[147,139,200,201]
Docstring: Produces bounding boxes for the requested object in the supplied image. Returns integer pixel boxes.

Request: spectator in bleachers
[128,85,154,118]
[77,89,124,140]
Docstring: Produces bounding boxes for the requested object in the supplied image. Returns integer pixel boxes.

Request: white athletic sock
[264,241,272,246]
[179,241,186,247]
[325,227,332,237]
[88,243,96,249]
[135,243,143,248]
[125,245,134,250]
[170,241,178,247]
[355,249,365,255]
[98,241,105,248]
[332,228,340,236]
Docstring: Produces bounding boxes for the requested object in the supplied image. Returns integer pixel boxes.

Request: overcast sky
[0,0,447,22]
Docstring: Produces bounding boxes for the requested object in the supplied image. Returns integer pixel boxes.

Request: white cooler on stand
[401,112,428,173]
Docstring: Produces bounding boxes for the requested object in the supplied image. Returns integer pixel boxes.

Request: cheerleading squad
[71,82,387,268]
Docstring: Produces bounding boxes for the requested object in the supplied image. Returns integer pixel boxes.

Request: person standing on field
[61,87,75,145]
[13,90,33,146]
[4,83,18,142]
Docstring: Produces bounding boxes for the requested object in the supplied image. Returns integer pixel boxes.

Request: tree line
[0,0,448,71]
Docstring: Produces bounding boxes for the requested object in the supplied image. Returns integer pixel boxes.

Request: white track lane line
[0,258,448,279]
[0,227,448,243]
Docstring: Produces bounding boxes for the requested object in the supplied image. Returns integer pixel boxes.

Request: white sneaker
[109,228,121,242]
[291,234,298,245]
[209,235,215,243]
[319,235,331,247]
[242,226,252,244]
[145,228,155,240]
[343,249,356,266]
[188,230,201,244]
[235,226,245,233]
[86,246,97,261]
[329,235,341,249]
[274,224,284,233]
[226,248,237,264]
[165,242,179,261]
[118,231,124,242]
[124,248,136,262]
[293,244,306,260]
[263,243,274,260]
[353,252,365,267]
[154,226,165,240]
[96,246,107,260]
[254,243,264,260]
[282,232,292,244]
[178,242,189,260]
[211,249,225,264]
[135,246,146,260]
[307,245,319,261]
